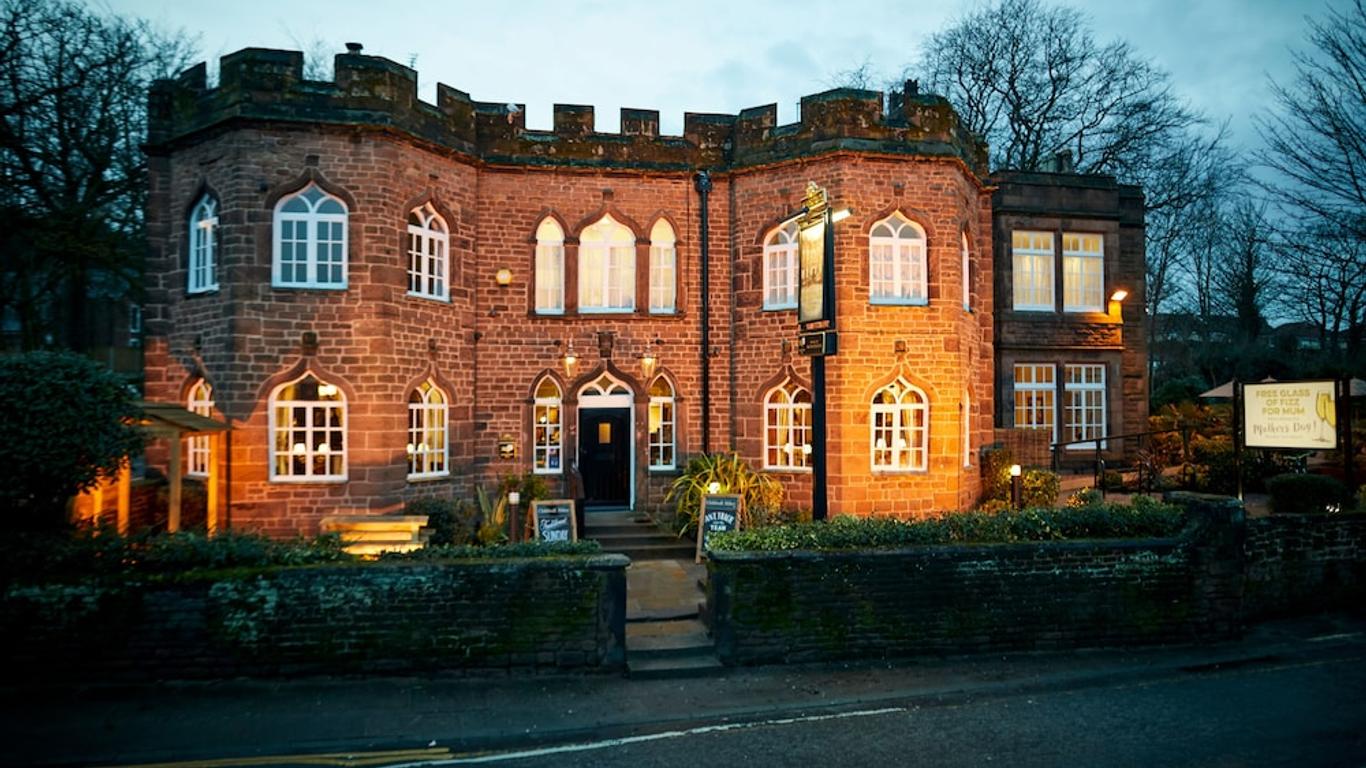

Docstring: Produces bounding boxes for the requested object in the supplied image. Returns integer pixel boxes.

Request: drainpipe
[695,171,712,454]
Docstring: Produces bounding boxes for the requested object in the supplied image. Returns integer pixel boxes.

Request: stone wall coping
[706,535,1185,564]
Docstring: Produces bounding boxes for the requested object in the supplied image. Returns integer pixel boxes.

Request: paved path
[626,559,705,620]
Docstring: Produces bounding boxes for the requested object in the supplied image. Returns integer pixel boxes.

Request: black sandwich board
[695,493,743,563]
[530,499,577,543]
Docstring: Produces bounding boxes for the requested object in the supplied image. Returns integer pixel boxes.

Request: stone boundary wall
[3,555,627,682]
[1243,514,1366,619]
[707,493,1244,665]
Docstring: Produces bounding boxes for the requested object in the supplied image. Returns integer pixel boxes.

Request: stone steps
[589,511,695,561]
[626,617,722,679]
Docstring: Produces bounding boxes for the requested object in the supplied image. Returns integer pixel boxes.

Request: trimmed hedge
[709,496,1185,552]
[1266,473,1356,515]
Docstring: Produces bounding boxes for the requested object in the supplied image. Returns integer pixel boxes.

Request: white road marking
[387,706,908,766]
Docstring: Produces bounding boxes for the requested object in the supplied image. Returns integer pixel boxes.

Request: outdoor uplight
[1010,464,1022,477]
[508,491,520,506]
[707,481,721,494]
[1010,464,1023,510]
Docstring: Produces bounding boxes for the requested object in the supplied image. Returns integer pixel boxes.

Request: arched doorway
[578,372,633,509]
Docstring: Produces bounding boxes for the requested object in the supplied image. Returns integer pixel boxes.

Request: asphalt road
[4,615,1364,768]
[465,650,1366,767]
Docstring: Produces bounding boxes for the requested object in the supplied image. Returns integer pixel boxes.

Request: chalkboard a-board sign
[695,494,743,563]
[531,499,577,543]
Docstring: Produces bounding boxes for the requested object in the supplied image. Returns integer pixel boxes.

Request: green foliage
[979,445,1060,508]
[665,452,783,534]
[0,351,145,530]
[710,497,1186,552]
[1150,377,1211,409]
[1266,473,1356,515]
[1066,488,1103,508]
[0,529,352,585]
[405,497,480,547]
[498,472,550,504]
[377,539,601,561]
[475,485,509,545]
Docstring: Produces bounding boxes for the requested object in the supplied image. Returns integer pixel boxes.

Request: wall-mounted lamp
[1110,289,1128,303]
[639,352,657,380]
[1108,289,1128,320]
[495,268,513,286]
[563,341,578,376]
[830,208,853,223]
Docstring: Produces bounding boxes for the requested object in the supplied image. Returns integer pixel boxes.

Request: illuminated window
[764,379,811,470]
[1012,230,1054,311]
[578,214,636,312]
[763,220,798,310]
[186,379,213,477]
[648,377,676,470]
[407,380,448,479]
[1063,232,1104,312]
[649,219,676,314]
[407,203,449,301]
[870,378,928,472]
[188,195,218,294]
[532,377,563,474]
[534,218,564,314]
[961,232,971,311]
[269,373,346,481]
[1013,363,1056,442]
[273,183,348,289]
[1064,364,1107,449]
[868,213,927,305]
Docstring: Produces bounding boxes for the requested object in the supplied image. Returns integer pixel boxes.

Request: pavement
[2,612,1363,767]
[625,559,705,620]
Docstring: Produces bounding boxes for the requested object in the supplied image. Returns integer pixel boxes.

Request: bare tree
[1257,0,1366,372]
[0,0,193,351]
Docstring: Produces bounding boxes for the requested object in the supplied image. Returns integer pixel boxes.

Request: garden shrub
[0,351,145,530]
[979,445,1060,508]
[666,452,782,534]
[406,497,481,546]
[710,497,1185,552]
[1266,473,1355,515]
[377,539,601,561]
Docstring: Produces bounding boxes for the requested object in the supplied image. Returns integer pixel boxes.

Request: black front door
[579,407,629,507]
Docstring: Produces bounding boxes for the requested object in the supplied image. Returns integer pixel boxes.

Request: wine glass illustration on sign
[1315,391,1336,445]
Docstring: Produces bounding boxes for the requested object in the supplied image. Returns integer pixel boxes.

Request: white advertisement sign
[1243,380,1338,450]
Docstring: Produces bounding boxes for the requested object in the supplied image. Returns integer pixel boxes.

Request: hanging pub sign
[695,493,743,563]
[798,181,833,326]
[1242,380,1338,450]
[530,499,577,542]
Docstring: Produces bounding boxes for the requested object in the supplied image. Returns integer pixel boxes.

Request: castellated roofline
[148,47,989,174]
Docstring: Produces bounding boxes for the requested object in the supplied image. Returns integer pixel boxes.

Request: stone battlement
[148,47,987,173]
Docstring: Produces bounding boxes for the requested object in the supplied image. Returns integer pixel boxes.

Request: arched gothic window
[408,380,449,479]
[269,373,346,481]
[870,377,928,471]
[649,219,676,314]
[188,195,219,294]
[764,379,812,470]
[648,376,676,469]
[579,214,636,312]
[869,213,927,305]
[273,184,348,288]
[534,218,564,314]
[532,377,563,474]
[763,220,799,310]
[186,379,213,477]
[408,203,449,301]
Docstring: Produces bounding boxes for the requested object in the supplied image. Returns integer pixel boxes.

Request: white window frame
[407,203,449,302]
[961,232,971,311]
[870,377,929,472]
[1064,363,1107,450]
[762,220,799,310]
[186,379,213,477]
[649,219,676,314]
[407,379,449,480]
[268,373,347,482]
[648,377,676,470]
[1013,363,1057,443]
[868,213,928,305]
[188,195,218,294]
[272,184,348,289]
[532,377,563,475]
[1012,230,1055,311]
[534,218,565,314]
[1062,232,1105,313]
[578,214,636,313]
[764,379,812,471]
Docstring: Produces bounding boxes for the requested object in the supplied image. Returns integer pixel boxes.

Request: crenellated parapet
[148,47,988,174]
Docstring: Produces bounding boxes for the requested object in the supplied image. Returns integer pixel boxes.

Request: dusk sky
[112,0,1339,157]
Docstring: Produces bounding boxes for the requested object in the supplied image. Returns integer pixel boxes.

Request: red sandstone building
[142,48,1144,536]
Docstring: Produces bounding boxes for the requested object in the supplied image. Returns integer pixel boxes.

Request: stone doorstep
[627,617,723,679]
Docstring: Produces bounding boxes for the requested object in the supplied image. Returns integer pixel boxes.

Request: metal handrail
[1049,427,1187,499]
